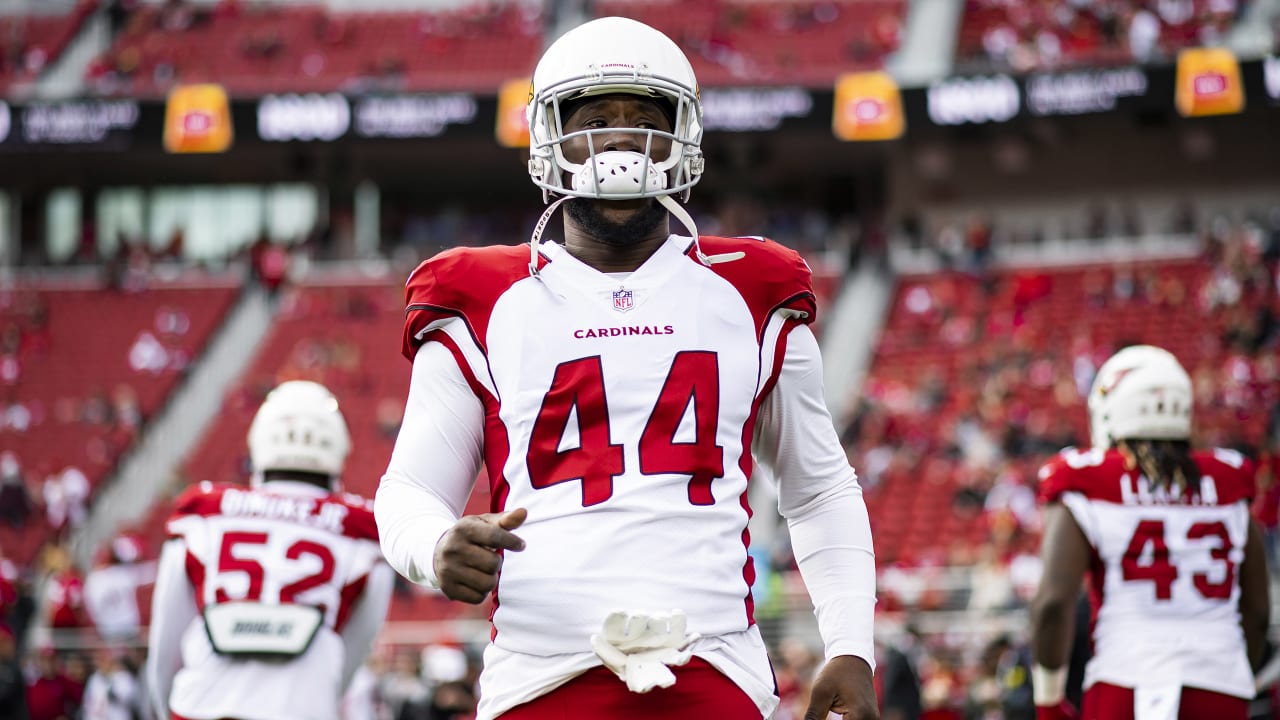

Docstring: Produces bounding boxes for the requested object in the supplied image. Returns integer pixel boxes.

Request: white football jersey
[153,480,389,720]
[400,235,814,655]
[1039,447,1257,698]
[380,234,877,719]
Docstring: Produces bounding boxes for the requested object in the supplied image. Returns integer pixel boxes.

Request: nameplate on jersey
[203,602,323,657]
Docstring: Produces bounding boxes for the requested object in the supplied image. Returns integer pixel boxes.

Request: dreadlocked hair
[1119,438,1201,494]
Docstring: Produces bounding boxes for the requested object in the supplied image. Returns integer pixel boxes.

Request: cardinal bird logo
[1099,366,1137,397]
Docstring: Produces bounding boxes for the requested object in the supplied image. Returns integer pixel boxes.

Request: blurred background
[0,0,1277,718]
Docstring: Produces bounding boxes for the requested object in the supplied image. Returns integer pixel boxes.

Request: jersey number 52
[214,532,337,615]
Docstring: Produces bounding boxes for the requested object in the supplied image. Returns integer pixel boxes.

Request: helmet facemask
[528,69,705,204]
[522,17,743,273]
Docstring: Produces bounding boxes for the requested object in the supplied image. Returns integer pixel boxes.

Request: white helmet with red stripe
[1088,345,1192,449]
[248,380,351,487]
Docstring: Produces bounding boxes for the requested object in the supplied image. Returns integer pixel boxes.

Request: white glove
[589,610,701,693]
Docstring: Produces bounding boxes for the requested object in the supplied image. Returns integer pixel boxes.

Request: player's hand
[1035,701,1079,720]
[433,508,527,604]
[804,655,878,720]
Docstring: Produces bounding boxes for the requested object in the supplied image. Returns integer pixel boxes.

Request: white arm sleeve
[756,325,877,669]
[146,539,198,719]
[375,337,485,587]
[339,562,394,692]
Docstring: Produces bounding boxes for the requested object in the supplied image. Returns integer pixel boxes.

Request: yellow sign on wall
[832,71,904,142]
[1175,48,1244,117]
[164,84,233,153]
[496,77,531,149]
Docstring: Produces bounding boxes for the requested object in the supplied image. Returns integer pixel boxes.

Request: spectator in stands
[0,452,30,528]
[42,546,89,634]
[25,649,76,720]
[42,466,89,532]
[81,648,144,720]
[84,535,155,643]
[159,0,196,33]
[0,625,24,720]
[379,649,430,720]
[877,626,923,720]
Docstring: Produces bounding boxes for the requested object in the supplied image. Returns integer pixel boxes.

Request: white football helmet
[1087,345,1192,449]
[527,16,704,204]
[247,380,351,487]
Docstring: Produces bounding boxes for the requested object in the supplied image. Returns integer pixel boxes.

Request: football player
[375,15,878,720]
[147,381,393,720]
[1031,345,1269,720]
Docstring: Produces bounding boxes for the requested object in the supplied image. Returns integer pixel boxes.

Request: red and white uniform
[147,480,393,720]
[85,561,157,641]
[1038,446,1257,700]
[377,235,877,719]
[46,569,88,629]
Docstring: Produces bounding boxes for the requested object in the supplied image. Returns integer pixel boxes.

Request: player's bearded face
[564,197,669,247]
[560,94,675,247]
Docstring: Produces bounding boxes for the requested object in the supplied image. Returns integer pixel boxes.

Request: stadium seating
[854,256,1279,565]
[0,280,238,567]
[87,2,542,96]
[0,2,96,94]
[596,0,906,87]
[955,0,1246,71]
[86,0,903,96]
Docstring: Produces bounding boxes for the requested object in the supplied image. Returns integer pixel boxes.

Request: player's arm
[1029,502,1090,715]
[338,561,394,692]
[1239,517,1270,671]
[758,324,878,720]
[146,538,199,720]
[375,338,525,604]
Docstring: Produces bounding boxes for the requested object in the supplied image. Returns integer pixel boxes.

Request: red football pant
[498,657,763,719]
[1081,682,1248,720]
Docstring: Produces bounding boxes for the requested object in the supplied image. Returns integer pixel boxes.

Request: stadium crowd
[0,193,1274,718]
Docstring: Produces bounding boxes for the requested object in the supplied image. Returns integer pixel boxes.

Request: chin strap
[528,195,573,278]
[657,195,743,266]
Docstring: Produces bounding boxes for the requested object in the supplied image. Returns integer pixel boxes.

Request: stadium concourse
[0,0,1278,718]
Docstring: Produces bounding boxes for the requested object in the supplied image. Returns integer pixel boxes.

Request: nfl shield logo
[612,287,634,313]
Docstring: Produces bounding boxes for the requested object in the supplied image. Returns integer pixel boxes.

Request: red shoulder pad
[402,245,538,360]
[170,482,231,520]
[166,482,232,537]
[1037,448,1129,504]
[692,236,817,339]
[1193,448,1257,505]
[333,492,379,542]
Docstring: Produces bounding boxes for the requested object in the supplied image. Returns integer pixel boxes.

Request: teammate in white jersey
[147,381,394,720]
[375,15,877,720]
[1030,345,1270,720]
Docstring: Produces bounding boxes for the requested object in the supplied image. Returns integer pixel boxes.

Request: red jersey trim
[687,236,817,341]
[1038,447,1257,506]
[402,245,545,361]
[168,483,382,542]
[333,573,369,633]
[733,316,802,625]
[423,328,513,642]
